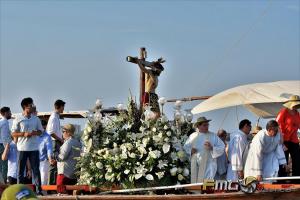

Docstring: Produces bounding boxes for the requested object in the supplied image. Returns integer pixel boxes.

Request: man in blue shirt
[11,98,43,195]
[39,120,54,186]
[0,106,12,183]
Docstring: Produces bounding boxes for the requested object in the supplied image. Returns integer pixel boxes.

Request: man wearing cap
[227,119,252,181]
[184,117,225,183]
[46,99,65,186]
[56,124,81,193]
[276,95,300,182]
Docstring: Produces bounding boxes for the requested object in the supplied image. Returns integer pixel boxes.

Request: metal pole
[108,182,204,194]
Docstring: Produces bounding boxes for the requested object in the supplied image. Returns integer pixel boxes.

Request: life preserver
[238,176,258,194]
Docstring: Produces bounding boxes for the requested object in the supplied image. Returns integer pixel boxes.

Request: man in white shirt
[11,97,43,194]
[184,117,225,183]
[0,106,12,183]
[46,99,65,185]
[244,120,287,182]
[227,119,251,181]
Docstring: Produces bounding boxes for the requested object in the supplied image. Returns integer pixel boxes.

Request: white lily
[155,171,165,179]
[157,160,168,169]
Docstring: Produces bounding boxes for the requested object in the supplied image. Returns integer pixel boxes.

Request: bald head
[217,129,227,142]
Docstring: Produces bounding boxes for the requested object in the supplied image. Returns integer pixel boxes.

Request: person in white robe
[227,119,252,181]
[184,117,225,183]
[244,120,287,182]
[215,129,228,180]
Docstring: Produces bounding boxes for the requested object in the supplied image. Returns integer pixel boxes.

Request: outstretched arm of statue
[137,60,151,74]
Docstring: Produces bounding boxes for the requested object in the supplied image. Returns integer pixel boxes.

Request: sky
[0,0,299,132]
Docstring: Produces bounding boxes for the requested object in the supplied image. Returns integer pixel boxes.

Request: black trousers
[278,141,300,183]
[48,140,61,185]
[7,176,17,184]
[18,150,42,193]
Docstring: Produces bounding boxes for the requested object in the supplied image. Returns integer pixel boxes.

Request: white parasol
[192,80,300,118]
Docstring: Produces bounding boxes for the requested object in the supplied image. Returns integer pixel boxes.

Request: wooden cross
[127,47,165,111]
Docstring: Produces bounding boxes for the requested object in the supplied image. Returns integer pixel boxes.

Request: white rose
[129,153,136,158]
[96,162,103,169]
[177,151,186,160]
[178,174,184,181]
[152,127,157,132]
[87,126,92,133]
[170,167,177,176]
[166,131,172,137]
[177,168,183,174]
[183,168,189,176]
[162,143,170,154]
[163,125,168,130]
[107,167,113,173]
[146,174,154,181]
[124,169,130,175]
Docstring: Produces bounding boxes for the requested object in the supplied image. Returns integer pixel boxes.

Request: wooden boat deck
[39,190,300,200]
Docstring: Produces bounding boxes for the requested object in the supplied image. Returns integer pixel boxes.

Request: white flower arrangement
[77,97,192,189]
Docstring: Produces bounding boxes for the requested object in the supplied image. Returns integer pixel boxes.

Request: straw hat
[283,95,300,109]
[194,116,211,128]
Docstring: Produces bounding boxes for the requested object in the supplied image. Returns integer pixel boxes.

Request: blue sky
[0,0,299,132]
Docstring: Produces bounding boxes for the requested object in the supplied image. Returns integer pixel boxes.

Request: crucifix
[127,47,165,118]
